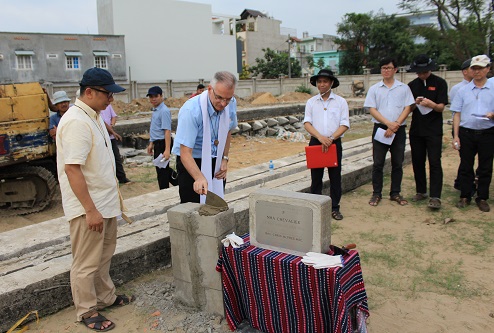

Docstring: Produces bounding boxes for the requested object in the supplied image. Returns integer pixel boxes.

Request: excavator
[0,82,57,216]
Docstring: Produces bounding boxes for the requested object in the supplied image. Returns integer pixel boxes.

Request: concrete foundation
[168,203,235,315]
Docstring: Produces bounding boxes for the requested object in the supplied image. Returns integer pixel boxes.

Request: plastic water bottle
[269,160,274,173]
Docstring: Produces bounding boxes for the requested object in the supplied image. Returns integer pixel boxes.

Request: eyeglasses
[90,87,114,99]
[381,66,396,71]
[211,87,233,104]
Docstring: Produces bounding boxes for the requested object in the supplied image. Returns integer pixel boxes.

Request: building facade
[290,32,339,75]
[236,9,289,69]
[97,0,239,82]
[0,32,126,84]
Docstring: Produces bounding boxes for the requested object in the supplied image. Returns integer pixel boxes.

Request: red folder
[305,144,338,169]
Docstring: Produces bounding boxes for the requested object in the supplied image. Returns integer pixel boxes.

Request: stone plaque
[249,188,331,256]
[256,201,313,253]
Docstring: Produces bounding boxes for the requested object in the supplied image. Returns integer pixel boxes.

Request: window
[64,51,82,70]
[94,56,107,69]
[14,51,34,70]
[17,55,33,69]
[66,56,80,69]
[248,22,255,31]
[93,51,110,69]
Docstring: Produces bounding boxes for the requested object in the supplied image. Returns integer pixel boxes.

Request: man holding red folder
[304,69,350,220]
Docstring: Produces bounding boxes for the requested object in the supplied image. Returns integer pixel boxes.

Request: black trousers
[372,124,406,197]
[153,139,172,190]
[110,139,127,183]
[309,137,343,211]
[410,135,443,198]
[176,156,225,203]
[458,127,494,201]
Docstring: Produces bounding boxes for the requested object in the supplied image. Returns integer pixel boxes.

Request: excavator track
[0,165,57,216]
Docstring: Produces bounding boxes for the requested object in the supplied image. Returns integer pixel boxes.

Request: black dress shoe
[476,199,490,212]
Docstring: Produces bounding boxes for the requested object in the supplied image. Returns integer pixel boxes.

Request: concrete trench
[1,102,408,331]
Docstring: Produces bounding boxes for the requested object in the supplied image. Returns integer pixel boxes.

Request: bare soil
[3,93,494,332]
[20,138,494,333]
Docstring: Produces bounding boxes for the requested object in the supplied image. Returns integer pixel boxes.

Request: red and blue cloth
[216,234,369,333]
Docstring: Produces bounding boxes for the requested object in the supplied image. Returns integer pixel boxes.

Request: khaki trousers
[69,215,118,321]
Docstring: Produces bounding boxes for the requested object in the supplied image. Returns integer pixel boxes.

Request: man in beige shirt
[56,68,132,331]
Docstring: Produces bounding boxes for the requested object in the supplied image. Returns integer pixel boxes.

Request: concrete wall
[48,69,466,103]
[97,0,238,82]
[0,32,126,84]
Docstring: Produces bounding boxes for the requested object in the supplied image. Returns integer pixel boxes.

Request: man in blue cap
[56,67,133,331]
[146,85,174,189]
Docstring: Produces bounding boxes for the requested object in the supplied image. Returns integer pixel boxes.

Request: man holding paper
[364,57,415,207]
[303,69,349,220]
[451,55,494,212]
[172,71,238,203]
[146,86,174,190]
[407,54,448,209]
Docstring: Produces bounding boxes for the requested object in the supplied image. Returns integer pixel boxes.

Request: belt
[460,127,494,135]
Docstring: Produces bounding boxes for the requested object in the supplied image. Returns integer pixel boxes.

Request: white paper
[417,104,433,115]
[153,153,169,168]
[374,127,395,145]
[471,113,490,120]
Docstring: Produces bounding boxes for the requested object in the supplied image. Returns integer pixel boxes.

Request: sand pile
[251,92,277,105]
[165,96,190,109]
[277,92,311,103]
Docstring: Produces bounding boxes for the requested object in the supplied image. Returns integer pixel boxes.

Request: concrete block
[276,117,289,125]
[266,118,278,127]
[288,116,299,124]
[249,189,331,256]
[238,122,252,132]
[204,288,224,316]
[266,128,278,136]
[258,120,267,128]
[249,120,263,131]
[169,228,192,283]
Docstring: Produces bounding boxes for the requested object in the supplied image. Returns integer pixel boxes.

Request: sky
[0,0,405,37]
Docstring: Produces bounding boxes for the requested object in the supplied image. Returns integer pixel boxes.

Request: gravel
[123,265,262,333]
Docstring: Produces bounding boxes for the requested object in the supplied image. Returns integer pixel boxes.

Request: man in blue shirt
[172,71,238,203]
[451,55,494,212]
[146,86,173,190]
[364,57,415,207]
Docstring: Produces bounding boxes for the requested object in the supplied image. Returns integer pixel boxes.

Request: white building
[97,0,239,82]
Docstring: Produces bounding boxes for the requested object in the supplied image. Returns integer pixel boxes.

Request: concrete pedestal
[167,203,235,315]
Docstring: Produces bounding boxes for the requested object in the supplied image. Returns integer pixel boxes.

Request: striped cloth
[216,234,369,333]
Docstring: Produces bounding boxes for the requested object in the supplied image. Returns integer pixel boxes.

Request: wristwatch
[222,156,229,161]
[330,135,335,140]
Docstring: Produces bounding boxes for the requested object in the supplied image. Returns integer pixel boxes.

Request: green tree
[306,55,314,72]
[399,0,493,64]
[250,48,302,79]
[316,58,326,70]
[335,13,372,74]
[335,11,417,74]
[239,65,250,80]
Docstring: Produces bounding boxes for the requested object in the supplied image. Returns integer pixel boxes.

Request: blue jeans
[372,124,406,197]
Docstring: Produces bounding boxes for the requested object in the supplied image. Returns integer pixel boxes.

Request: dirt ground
[7,127,494,333]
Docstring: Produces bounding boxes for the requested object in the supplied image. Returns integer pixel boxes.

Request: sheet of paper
[153,153,170,168]
[471,113,490,120]
[374,127,395,145]
[417,104,433,115]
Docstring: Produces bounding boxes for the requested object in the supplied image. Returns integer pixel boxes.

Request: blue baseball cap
[79,67,125,93]
[146,86,163,96]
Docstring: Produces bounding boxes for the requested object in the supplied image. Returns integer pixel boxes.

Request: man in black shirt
[408,54,449,209]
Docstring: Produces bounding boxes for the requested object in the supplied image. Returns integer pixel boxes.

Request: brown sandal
[369,194,381,206]
[390,194,408,206]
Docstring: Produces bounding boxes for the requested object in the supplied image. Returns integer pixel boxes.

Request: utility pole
[287,34,291,78]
